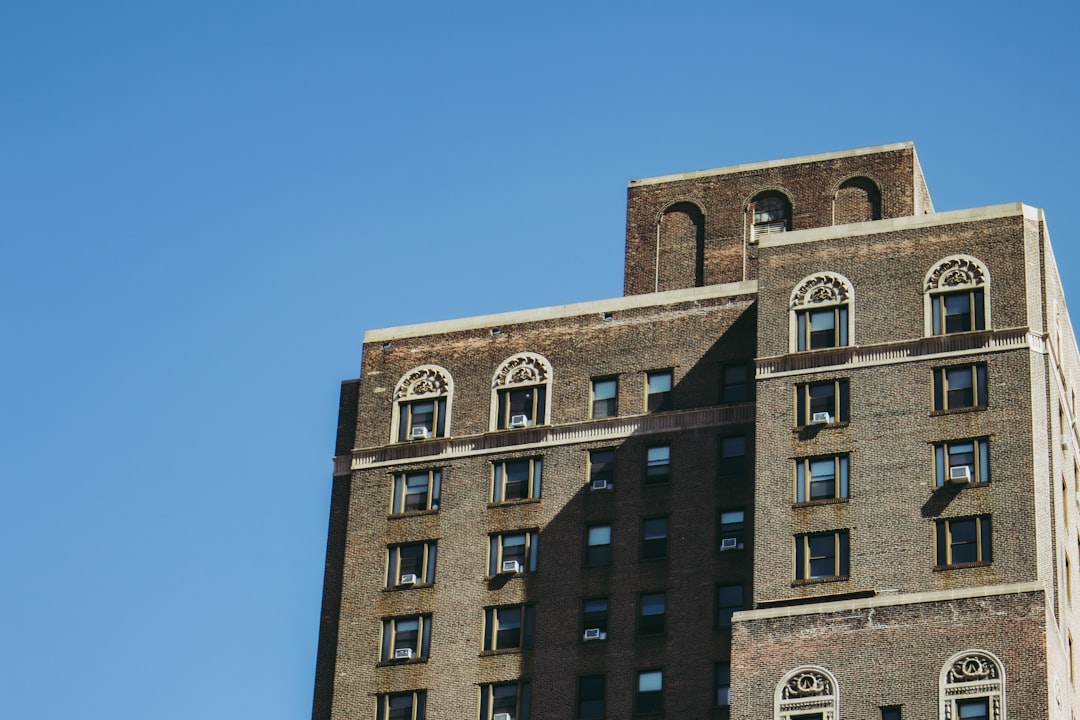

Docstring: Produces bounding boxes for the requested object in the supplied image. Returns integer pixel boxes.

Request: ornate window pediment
[924,256,991,336]
[789,273,855,352]
[775,666,838,720]
[391,365,453,443]
[491,353,553,430]
[940,650,1005,720]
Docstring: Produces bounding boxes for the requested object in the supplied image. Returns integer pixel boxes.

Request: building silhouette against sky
[312,143,1078,719]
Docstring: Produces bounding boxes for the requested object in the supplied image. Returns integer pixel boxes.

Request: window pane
[638,671,662,692]
[646,445,670,483]
[809,458,836,499]
[592,379,617,418]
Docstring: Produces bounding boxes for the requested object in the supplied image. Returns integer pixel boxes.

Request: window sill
[933,561,992,571]
[794,421,849,432]
[487,498,541,508]
[930,406,987,417]
[480,648,527,657]
[387,509,439,519]
[376,657,428,667]
[793,498,849,508]
[934,481,990,491]
[382,583,433,592]
[484,572,528,581]
[792,575,849,586]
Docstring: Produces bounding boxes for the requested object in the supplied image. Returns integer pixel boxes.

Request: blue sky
[2,2,1077,718]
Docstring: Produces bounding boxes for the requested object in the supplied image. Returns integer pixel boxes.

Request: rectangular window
[796,379,849,426]
[935,439,990,486]
[635,670,663,715]
[638,592,665,635]
[721,364,751,403]
[592,377,618,418]
[386,541,437,587]
[932,288,985,335]
[956,698,989,720]
[483,605,535,652]
[880,707,902,720]
[795,531,850,581]
[585,525,612,566]
[797,306,848,350]
[718,435,747,477]
[641,517,668,560]
[492,458,542,503]
[589,449,615,489]
[646,370,673,412]
[577,675,605,720]
[644,445,670,484]
[376,690,426,720]
[933,365,987,411]
[399,399,446,441]
[582,598,609,639]
[392,469,442,514]
[715,584,743,629]
[489,531,538,575]
[936,516,992,567]
[381,615,431,661]
[795,455,849,503]
[718,510,745,550]
[497,386,546,429]
[480,681,531,720]
[715,662,731,707]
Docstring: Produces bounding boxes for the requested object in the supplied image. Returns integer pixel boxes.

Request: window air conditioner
[720,537,740,551]
[509,414,530,428]
[501,560,522,574]
[810,411,833,425]
[410,426,431,440]
[493,714,512,720]
[590,479,610,491]
[393,648,414,660]
[399,574,418,585]
[583,628,605,640]
[949,466,972,483]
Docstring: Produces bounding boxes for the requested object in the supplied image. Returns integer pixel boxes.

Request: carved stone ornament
[782,670,833,699]
[947,653,1000,684]
[493,355,550,389]
[927,257,986,292]
[395,366,450,400]
[791,274,850,308]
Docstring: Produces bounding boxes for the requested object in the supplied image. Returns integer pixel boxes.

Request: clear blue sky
[2,2,1077,718]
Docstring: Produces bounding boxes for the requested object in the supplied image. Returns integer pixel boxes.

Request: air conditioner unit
[583,628,606,640]
[949,466,972,483]
[493,714,512,720]
[509,414,530,428]
[399,574,417,585]
[720,537,740,551]
[393,648,414,660]
[410,426,431,440]
[810,411,833,425]
[590,479,610,491]
[501,560,521,574]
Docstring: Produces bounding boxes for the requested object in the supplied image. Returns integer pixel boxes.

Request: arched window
[491,352,553,430]
[657,201,705,291]
[833,176,881,224]
[790,272,855,352]
[392,365,453,442]
[750,190,792,243]
[774,666,838,720]
[924,256,990,336]
[939,650,1005,720]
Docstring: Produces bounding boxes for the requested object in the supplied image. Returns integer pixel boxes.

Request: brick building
[312,143,1079,719]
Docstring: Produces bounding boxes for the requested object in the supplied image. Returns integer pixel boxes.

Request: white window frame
[490,352,553,431]
[789,272,855,353]
[390,365,453,443]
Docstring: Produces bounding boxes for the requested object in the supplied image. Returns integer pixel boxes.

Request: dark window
[577,675,605,720]
[381,615,431,661]
[932,288,985,335]
[592,377,618,418]
[589,449,615,488]
[718,510,745,550]
[484,605,535,651]
[751,192,791,241]
[582,598,609,638]
[956,698,989,720]
[493,458,542,502]
[585,525,612,566]
[795,455,849,502]
[399,398,446,441]
[715,662,731,707]
[935,439,990,486]
[646,371,673,412]
[641,517,668,560]
[489,531,538,575]
[638,592,665,635]
[881,706,902,720]
[386,541,437,587]
[645,445,670,484]
[392,469,442,514]
[933,365,987,411]
[797,306,849,350]
[796,379,849,425]
[795,531,849,581]
[936,516,992,567]
[376,691,426,720]
[497,386,547,429]
[721,364,751,403]
[718,435,747,476]
[480,682,531,720]
[715,584,743,629]
[635,670,663,715]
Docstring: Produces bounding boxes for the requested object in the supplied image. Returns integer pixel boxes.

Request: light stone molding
[939,650,1005,720]
[775,666,838,720]
[389,364,453,444]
